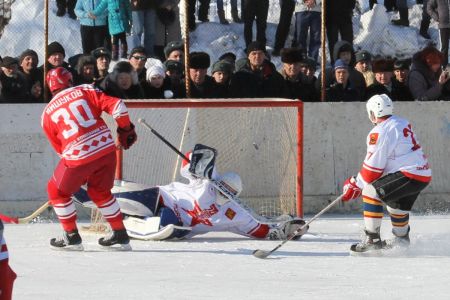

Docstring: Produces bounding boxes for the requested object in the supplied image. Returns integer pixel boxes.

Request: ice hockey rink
[5,215,450,300]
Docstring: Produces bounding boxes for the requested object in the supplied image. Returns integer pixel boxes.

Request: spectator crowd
[1,0,450,103]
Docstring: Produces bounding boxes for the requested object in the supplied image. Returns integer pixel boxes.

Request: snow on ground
[5,215,450,300]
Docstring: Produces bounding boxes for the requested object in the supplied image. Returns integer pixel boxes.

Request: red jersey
[41,84,131,166]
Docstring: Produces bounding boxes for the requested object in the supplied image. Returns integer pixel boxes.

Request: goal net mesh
[109,99,302,218]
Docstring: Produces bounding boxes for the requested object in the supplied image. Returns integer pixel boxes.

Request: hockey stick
[252,194,344,259]
[0,201,50,224]
[138,118,263,220]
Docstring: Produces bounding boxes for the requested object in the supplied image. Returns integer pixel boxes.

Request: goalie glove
[342,176,362,201]
[188,144,217,179]
[117,123,137,150]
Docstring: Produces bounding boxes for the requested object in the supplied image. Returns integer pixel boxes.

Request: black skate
[50,230,83,251]
[384,226,410,249]
[98,229,132,251]
[350,230,385,253]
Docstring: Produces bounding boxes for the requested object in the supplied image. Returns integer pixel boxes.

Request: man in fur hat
[280,47,318,101]
[187,51,218,98]
[229,41,288,98]
[366,58,413,101]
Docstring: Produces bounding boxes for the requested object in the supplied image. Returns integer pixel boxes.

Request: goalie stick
[252,194,344,259]
[0,201,50,224]
[137,118,270,224]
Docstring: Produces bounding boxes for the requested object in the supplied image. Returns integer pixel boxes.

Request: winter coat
[0,71,32,103]
[100,75,145,99]
[75,0,108,26]
[365,81,413,101]
[187,76,222,99]
[408,52,443,100]
[229,60,289,98]
[155,4,181,46]
[142,77,176,99]
[92,0,132,35]
[281,70,318,101]
[326,82,361,102]
[427,0,450,28]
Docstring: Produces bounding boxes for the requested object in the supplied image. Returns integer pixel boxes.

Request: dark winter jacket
[326,82,361,102]
[142,77,176,99]
[187,76,222,99]
[99,75,145,99]
[0,71,32,103]
[365,80,413,101]
[281,70,318,101]
[408,52,443,100]
[427,0,450,28]
[229,59,289,98]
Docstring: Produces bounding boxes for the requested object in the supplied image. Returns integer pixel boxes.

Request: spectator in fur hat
[18,49,42,102]
[280,47,317,101]
[211,60,234,98]
[164,40,184,62]
[354,50,375,87]
[74,55,97,85]
[0,56,32,103]
[230,42,288,98]
[187,51,219,98]
[366,58,412,101]
[408,46,449,100]
[100,61,145,99]
[393,58,411,84]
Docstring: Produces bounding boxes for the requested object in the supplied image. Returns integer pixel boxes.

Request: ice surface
[5,215,450,299]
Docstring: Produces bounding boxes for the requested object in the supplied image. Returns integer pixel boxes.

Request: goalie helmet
[366,94,393,121]
[219,172,243,197]
[46,67,73,93]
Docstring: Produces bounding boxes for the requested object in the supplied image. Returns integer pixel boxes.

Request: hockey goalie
[74,144,308,241]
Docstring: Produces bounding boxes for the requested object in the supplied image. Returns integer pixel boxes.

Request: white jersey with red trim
[41,84,131,166]
[158,166,269,238]
[356,115,431,188]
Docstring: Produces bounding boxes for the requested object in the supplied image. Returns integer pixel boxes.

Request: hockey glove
[117,123,137,150]
[342,177,362,201]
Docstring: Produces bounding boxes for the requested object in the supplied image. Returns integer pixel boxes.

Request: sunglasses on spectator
[132,55,147,61]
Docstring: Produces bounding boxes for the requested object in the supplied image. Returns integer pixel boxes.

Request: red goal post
[115,98,304,217]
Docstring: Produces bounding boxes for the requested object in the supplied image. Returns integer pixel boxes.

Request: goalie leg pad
[159,207,182,227]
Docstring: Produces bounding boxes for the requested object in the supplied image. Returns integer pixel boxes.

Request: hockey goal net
[112,98,303,218]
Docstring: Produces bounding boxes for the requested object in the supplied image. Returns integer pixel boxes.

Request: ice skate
[384,227,410,249]
[350,230,385,253]
[50,230,83,251]
[98,229,132,251]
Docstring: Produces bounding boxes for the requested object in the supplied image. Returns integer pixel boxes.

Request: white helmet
[366,94,393,121]
[219,172,243,197]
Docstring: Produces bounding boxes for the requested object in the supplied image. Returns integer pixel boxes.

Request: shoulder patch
[369,133,379,145]
[225,208,236,220]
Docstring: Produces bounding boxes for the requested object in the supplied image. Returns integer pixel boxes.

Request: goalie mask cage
[113,99,303,217]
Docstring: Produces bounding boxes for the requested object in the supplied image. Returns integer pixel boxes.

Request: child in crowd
[89,0,132,61]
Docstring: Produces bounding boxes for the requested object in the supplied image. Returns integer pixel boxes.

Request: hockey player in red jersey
[0,220,16,300]
[342,94,431,253]
[41,67,137,251]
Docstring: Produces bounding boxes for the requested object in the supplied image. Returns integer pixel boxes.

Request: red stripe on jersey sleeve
[181,151,192,168]
[360,164,383,183]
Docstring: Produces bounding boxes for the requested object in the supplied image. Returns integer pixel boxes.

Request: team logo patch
[225,208,236,220]
[369,133,379,145]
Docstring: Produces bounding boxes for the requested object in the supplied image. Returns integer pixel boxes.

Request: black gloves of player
[117,123,137,150]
